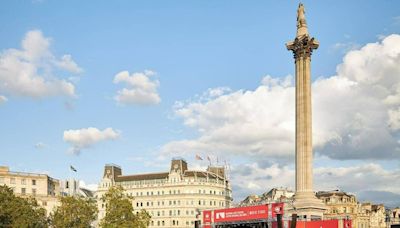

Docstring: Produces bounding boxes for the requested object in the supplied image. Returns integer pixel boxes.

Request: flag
[195,154,203,160]
[70,165,77,172]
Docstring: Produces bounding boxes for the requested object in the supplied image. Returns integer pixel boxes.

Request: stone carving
[297,3,306,28]
[286,36,319,59]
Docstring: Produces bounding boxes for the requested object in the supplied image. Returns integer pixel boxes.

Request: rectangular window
[0,177,4,184]
[21,179,26,185]
[32,188,36,196]
[10,178,15,184]
[21,188,26,195]
[32,179,36,185]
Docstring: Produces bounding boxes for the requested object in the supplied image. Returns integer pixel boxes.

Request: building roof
[316,190,354,198]
[79,188,94,198]
[114,170,226,182]
[184,170,225,180]
[115,172,169,182]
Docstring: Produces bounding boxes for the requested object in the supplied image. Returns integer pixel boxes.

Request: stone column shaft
[295,55,313,193]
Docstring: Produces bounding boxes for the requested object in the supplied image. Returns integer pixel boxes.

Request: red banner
[293,220,339,228]
[213,205,269,222]
[271,203,284,218]
[203,210,212,223]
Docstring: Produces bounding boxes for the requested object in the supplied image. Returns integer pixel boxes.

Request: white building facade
[0,166,60,216]
[96,159,232,227]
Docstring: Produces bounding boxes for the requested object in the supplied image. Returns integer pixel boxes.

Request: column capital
[286,36,319,59]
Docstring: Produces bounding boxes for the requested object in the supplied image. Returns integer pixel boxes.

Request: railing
[6,171,48,177]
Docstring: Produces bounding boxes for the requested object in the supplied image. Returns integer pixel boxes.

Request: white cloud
[113,70,160,105]
[63,127,120,155]
[0,30,82,99]
[331,42,361,53]
[161,34,400,161]
[34,142,47,149]
[231,162,294,200]
[231,161,400,204]
[315,163,400,193]
[55,55,83,74]
[0,95,7,104]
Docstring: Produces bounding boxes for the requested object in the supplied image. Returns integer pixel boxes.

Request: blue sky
[1,1,400,205]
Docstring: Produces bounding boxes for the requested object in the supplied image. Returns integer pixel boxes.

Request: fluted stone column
[286,3,326,220]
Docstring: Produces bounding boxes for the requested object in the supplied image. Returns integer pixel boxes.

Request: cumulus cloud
[55,54,83,74]
[63,127,120,155]
[231,162,400,204]
[0,30,82,99]
[113,70,160,105]
[161,34,400,161]
[231,162,294,200]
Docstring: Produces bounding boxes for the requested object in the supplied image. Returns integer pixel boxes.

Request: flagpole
[68,165,71,196]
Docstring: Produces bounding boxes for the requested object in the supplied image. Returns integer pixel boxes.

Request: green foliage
[134,210,151,228]
[100,185,151,228]
[50,195,98,228]
[0,185,48,228]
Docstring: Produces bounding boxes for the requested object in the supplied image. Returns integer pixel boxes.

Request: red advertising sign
[343,219,352,228]
[213,205,269,222]
[271,203,284,218]
[203,210,212,223]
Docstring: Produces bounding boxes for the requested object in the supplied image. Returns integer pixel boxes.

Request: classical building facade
[0,166,60,215]
[359,203,386,228]
[316,190,387,228]
[317,191,359,222]
[387,207,400,227]
[96,159,232,227]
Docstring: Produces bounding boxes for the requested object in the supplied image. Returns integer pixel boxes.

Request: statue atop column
[286,3,319,59]
[296,3,308,38]
[297,3,306,25]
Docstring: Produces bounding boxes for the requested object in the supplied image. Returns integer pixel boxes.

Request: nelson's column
[286,3,327,220]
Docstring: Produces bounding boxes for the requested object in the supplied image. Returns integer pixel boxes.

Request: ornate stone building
[0,166,60,215]
[387,207,400,227]
[317,191,358,221]
[239,187,295,207]
[359,203,386,228]
[96,158,232,227]
[316,190,387,228]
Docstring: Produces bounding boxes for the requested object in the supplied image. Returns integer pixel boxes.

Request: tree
[0,185,48,227]
[134,210,151,228]
[50,195,98,228]
[99,185,151,228]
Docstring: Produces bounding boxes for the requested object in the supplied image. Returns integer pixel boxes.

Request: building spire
[296,3,308,38]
